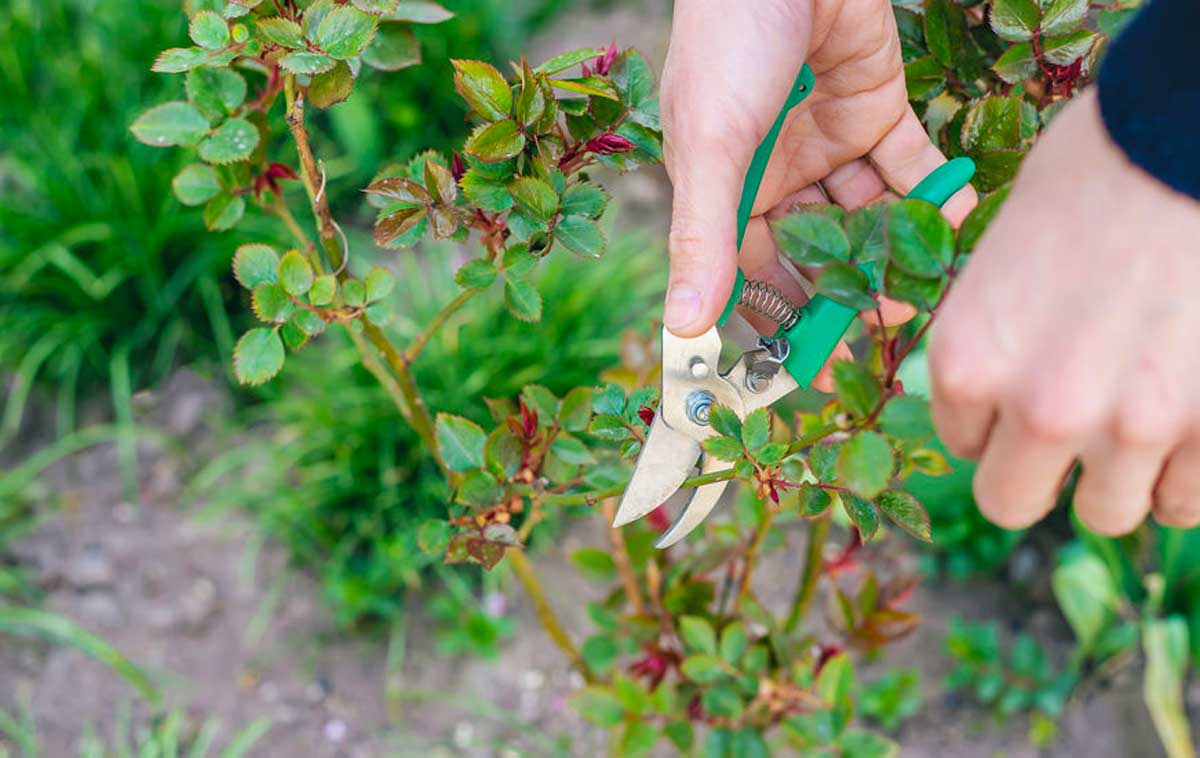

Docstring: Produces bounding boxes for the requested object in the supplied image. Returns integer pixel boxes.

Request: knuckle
[929,329,1002,406]
[1154,498,1200,528]
[1012,397,1085,444]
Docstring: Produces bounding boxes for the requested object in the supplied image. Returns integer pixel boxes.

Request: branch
[601,499,645,615]
[403,288,480,364]
[784,512,831,633]
[507,549,592,682]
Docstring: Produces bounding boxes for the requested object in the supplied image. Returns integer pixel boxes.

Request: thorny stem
[404,288,480,364]
[281,74,445,474]
[734,511,774,612]
[784,511,832,634]
[507,549,593,683]
[601,499,646,615]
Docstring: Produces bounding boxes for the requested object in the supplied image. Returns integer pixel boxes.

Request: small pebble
[65,544,114,590]
[323,719,347,743]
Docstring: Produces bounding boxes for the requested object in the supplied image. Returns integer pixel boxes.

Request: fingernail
[664,284,701,332]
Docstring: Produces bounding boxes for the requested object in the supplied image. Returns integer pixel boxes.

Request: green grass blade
[0,607,161,705]
[219,719,271,758]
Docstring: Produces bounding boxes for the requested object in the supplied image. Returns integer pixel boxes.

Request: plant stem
[601,499,645,615]
[784,512,831,634]
[734,511,774,612]
[404,288,480,364]
[507,549,592,682]
[281,75,445,473]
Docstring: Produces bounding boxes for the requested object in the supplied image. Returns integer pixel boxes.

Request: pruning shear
[612,64,975,548]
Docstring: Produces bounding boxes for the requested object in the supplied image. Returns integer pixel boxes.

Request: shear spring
[738,279,801,331]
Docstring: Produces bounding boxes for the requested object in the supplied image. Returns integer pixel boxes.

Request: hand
[660,0,978,371]
[929,89,1200,535]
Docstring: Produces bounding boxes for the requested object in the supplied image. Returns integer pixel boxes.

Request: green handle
[714,64,975,388]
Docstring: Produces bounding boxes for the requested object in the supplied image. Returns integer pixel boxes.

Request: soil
[0,4,1182,757]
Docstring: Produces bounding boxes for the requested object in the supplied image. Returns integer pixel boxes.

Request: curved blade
[655,454,730,548]
[612,416,700,528]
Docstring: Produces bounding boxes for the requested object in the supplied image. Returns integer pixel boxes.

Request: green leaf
[559,183,609,218]
[435,413,487,472]
[352,0,399,14]
[233,328,285,385]
[878,395,934,440]
[277,250,314,296]
[989,0,1040,41]
[1041,0,1087,36]
[833,361,881,419]
[130,102,209,147]
[886,199,953,278]
[962,96,1021,152]
[1052,549,1117,654]
[190,10,230,49]
[883,262,945,310]
[251,283,294,323]
[582,634,619,674]
[309,60,354,109]
[904,56,946,101]
[521,384,559,421]
[924,0,984,81]
[367,302,395,326]
[613,49,655,107]
[152,47,211,73]
[1142,617,1193,758]
[364,267,395,301]
[549,76,619,100]
[720,622,748,665]
[708,405,742,441]
[198,117,259,164]
[570,685,625,726]
[452,59,512,120]
[876,490,932,541]
[817,653,855,731]
[703,684,744,720]
[1041,30,1097,66]
[816,263,877,311]
[992,43,1038,84]
[256,16,304,47]
[559,387,593,432]
[958,186,1009,255]
[464,119,525,162]
[838,730,898,758]
[703,436,746,462]
[291,308,326,336]
[535,47,604,75]
[484,426,521,478]
[504,276,542,322]
[773,212,851,264]
[313,4,377,59]
[570,548,616,582]
[508,177,558,221]
[837,432,894,499]
[843,492,880,540]
[845,205,887,263]
[456,469,500,506]
[741,409,770,452]
[185,67,246,117]
[455,259,498,290]
[460,171,512,212]
[797,483,833,517]
[362,23,420,70]
[551,433,595,464]
[308,274,337,305]
[341,279,366,308]
[203,192,245,230]
[417,519,451,554]
[386,0,453,23]
[554,216,605,258]
[664,721,694,753]
[620,721,657,757]
[172,163,221,205]
[679,615,718,654]
[680,654,728,683]
[279,51,335,74]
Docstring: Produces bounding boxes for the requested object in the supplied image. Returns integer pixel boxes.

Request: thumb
[663,154,745,336]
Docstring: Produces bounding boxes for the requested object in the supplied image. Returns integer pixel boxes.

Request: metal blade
[655,454,730,548]
[612,415,701,528]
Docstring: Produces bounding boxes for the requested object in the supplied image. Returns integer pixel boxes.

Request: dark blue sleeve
[1098,0,1200,200]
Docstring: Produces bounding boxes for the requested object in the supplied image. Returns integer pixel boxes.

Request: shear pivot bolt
[685,390,716,425]
[689,358,709,379]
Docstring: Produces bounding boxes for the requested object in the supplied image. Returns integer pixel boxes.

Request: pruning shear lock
[612,64,975,548]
